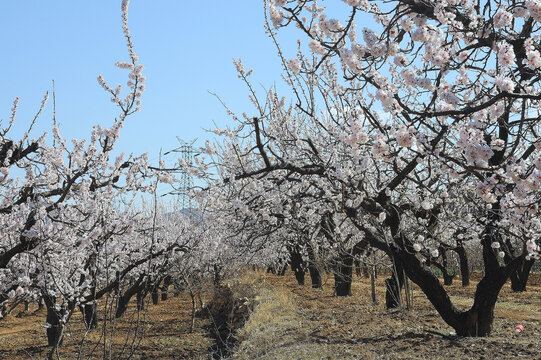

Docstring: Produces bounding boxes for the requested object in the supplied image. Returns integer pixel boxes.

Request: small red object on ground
[515,324,524,333]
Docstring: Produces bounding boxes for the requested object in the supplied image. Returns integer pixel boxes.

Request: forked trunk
[394,245,523,337]
[453,271,509,336]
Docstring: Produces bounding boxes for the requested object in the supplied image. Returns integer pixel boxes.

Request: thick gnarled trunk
[394,244,523,337]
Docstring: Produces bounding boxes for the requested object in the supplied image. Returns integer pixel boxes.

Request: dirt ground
[0,271,539,359]
[254,271,541,360]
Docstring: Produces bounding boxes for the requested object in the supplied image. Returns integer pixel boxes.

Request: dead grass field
[0,271,539,359]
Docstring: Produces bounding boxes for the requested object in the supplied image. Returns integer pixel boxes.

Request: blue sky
[0,1,294,164]
[0,1,358,169]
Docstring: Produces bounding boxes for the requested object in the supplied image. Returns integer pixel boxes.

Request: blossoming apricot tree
[200,0,541,337]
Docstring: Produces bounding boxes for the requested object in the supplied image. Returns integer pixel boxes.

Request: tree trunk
[161,275,172,301]
[393,244,523,337]
[385,259,405,309]
[308,262,322,288]
[439,246,455,285]
[385,276,401,309]
[370,265,377,305]
[289,247,305,285]
[116,276,145,318]
[362,262,370,278]
[307,244,323,289]
[136,286,147,311]
[189,290,196,333]
[151,282,160,305]
[454,245,470,287]
[453,270,511,336]
[277,262,288,276]
[80,303,98,329]
[510,258,535,292]
[442,271,454,286]
[44,295,63,347]
[214,264,222,287]
[333,250,353,297]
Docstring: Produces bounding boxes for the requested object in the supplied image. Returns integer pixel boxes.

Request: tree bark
[161,275,172,301]
[44,295,63,347]
[441,247,455,285]
[385,259,405,309]
[333,249,353,297]
[454,245,470,287]
[214,264,222,287]
[80,303,98,330]
[136,288,146,311]
[307,243,323,288]
[362,262,369,278]
[289,246,305,285]
[151,282,160,305]
[510,258,535,292]
[115,276,145,318]
[308,262,322,289]
[277,262,288,276]
[370,265,377,304]
[393,244,523,336]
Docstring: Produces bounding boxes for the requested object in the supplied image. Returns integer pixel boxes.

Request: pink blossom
[394,54,407,67]
[493,9,512,28]
[526,0,541,21]
[287,58,301,74]
[496,41,515,68]
[309,40,326,55]
[494,76,515,92]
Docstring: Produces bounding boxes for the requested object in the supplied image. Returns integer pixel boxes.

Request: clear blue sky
[0,1,287,163]
[0,1,355,165]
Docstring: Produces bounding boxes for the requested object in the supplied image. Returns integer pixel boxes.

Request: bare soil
[261,271,541,359]
[0,271,539,359]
